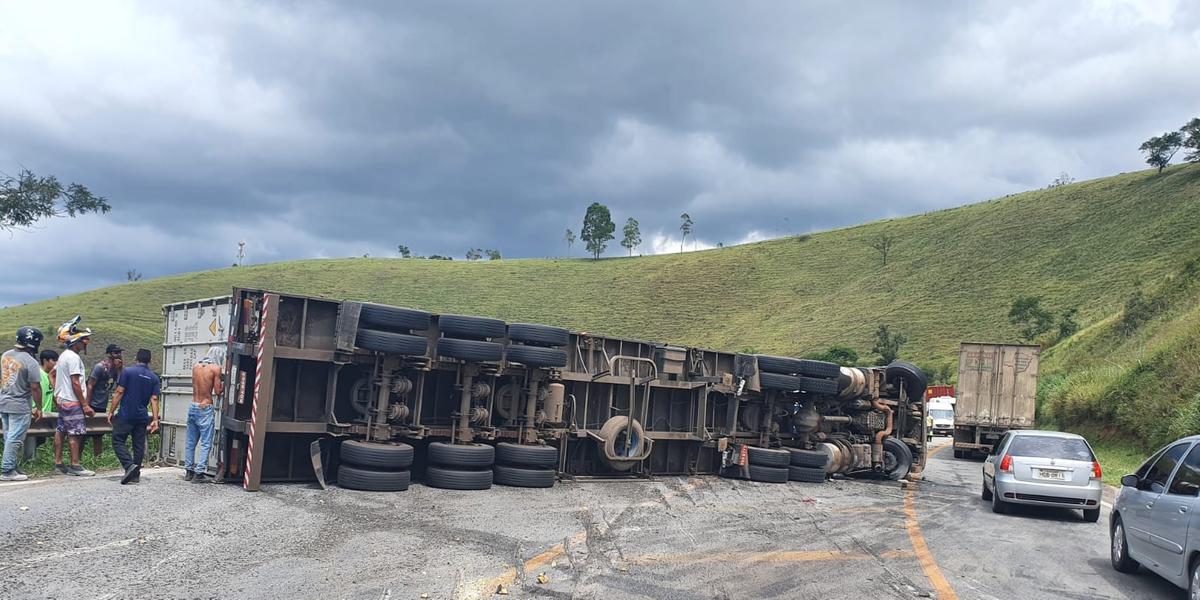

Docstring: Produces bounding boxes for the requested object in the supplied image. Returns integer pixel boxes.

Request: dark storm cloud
[1,0,1198,304]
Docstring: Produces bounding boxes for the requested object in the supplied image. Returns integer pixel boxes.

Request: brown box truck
[952,342,1039,459]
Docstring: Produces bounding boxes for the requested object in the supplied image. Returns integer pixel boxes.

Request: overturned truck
[159,289,928,492]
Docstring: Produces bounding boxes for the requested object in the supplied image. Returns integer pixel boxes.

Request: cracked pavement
[0,439,1186,599]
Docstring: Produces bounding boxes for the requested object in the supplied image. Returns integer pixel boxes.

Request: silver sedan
[1110,434,1200,598]
[981,430,1104,522]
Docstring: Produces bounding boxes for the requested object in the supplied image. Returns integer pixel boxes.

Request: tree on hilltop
[1180,117,1200,163]
[621,217,642,256]
[1140,131,1182,173]
[581,203,615,259]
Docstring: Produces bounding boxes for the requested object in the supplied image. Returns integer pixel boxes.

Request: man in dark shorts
[86,344,123,457]
[107,349,160,484]
[54,317,95,477]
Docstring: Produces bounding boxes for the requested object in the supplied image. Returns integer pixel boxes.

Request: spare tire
[493,465,556,488]
[598,416,645,471]
[747,446,790,467]
[437,338,503,362]
[424,466,493,490]
[496,442,558,469]
[759,372,839,395]
[359,303,431,331]
[337,465,411,492]
[507,323,570,347]
[748,464,789,484]
[438,314,507,340]
[886,361,928,401]
[756,355,841,379]
[506,345,567,368]
[787,448,828,469]
[340,441,414,470]
[356,329,429,356]
[788,465,827,483]
[428,442,494,469]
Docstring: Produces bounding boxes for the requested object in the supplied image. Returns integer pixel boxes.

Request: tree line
[563,202,696,259]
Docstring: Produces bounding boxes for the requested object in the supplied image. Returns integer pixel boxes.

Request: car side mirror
[1120,474,1139,488]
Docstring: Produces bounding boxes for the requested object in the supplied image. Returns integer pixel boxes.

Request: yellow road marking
[905,443,958,599]
[627,549,915,565]
[466,531,588,599]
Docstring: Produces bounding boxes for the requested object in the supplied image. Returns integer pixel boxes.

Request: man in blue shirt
[107,349,160,485]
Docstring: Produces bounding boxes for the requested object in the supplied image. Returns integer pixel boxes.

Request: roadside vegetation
[1039,250,1200,480]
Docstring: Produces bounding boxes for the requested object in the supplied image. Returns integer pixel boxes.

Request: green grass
[4,163,1200,375]
[1062,423,1150,487]
[0,434,160,477]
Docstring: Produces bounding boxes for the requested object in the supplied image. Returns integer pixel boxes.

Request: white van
[927,396,955,437]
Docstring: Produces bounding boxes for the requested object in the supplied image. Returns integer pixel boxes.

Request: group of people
[0,317,224,484]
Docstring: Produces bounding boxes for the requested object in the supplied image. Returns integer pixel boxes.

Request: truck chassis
[161,289,929,491]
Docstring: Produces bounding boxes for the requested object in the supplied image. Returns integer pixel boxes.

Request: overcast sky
[1,1,1198,306]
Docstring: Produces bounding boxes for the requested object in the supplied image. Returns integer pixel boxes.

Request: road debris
[536,573,549,584]
[494,584,509,595]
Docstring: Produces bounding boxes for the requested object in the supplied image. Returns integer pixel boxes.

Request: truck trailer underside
[161,289,928,491]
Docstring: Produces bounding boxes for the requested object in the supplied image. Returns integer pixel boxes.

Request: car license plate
[1036,469,1066,481]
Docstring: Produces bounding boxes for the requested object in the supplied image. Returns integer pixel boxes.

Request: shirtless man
[183,347,224,483]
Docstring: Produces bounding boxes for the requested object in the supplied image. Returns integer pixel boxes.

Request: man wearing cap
[107,349,160,484]
[86,344,123,457]
[1,327,44,481]
[54,316,95,477]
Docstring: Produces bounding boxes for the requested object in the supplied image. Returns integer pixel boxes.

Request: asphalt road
[0,438,1185,600]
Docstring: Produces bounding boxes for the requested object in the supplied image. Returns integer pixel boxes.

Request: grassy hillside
[2,163,1200,378]
[1040,250,1200,477]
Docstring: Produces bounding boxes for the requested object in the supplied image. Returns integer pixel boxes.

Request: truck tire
[340,440,414,469]
[787,448,828,469]
[428,442,495,469]
[759,372,839,395]
[747,446,791,468]
[886,361,928,401]
[359,303,431,331]
[506,345,567,368]
[355,329,429,356]
[493,464,556,488]
[882,438,913,481]
[507,323,569,347]
[756,355,841,379]
[438,314,507,340]
[337,465,411,492]
[788,465,827,483]
[748,464,789,484]
[437,338,503,362]
[496,442,558,469]
[424,466,493,490]
[598,416,646,463]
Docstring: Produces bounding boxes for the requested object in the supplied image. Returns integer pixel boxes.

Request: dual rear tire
[493,442,557,488]
[337,440,414,492]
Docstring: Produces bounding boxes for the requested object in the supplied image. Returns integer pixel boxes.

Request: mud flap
[310,438,327,490]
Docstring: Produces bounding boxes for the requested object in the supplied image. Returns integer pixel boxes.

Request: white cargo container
[160,295,231,474]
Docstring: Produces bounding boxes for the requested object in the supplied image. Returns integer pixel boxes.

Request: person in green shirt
[39,349,58,414]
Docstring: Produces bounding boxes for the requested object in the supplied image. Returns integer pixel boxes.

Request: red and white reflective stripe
[243,295,270,490]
